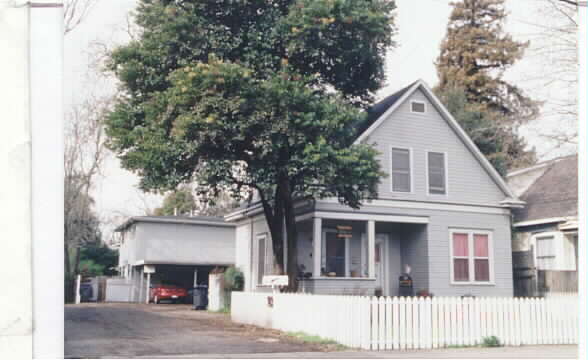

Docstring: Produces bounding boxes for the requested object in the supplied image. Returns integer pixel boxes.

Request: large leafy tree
[105,0,396,289]
[435,0,538,173]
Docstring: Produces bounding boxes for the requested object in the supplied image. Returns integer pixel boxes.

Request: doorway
[375,234,388,295]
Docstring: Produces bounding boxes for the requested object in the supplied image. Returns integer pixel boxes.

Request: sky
[63,0,578,240]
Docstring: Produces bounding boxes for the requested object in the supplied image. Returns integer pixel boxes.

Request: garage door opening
[148,265,226,304]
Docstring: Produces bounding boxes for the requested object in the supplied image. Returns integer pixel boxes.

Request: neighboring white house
[507,155,578,295]
[227,80,523,297]
[114,216,235,303]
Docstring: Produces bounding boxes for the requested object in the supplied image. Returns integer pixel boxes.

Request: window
[391,147,411,192]
[535,235,556,270]
[325,232,346,276]
[257,234,273,285]
[411,101,426,113]
[450,230,493,284]
[427,151,447,195]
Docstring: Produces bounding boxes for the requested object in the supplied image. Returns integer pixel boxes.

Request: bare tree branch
[63,0,98,35]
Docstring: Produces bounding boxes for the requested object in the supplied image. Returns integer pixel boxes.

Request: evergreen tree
[435,0,538,173]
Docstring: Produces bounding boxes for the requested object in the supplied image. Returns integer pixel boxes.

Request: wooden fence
[231,292,578,350]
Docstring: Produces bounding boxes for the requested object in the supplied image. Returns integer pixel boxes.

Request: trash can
[80,283,93,302]
[192,285,208,310]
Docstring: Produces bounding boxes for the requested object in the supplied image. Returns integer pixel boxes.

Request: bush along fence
[231,292,578,350]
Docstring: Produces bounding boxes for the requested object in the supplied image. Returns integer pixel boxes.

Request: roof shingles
[513,155,578,223]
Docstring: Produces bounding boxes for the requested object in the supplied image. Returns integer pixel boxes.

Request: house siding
[299,278,376,295]
[365,89,506,205]
[235,221,252,291]
[136,222,235,265]
[315,200,513,297]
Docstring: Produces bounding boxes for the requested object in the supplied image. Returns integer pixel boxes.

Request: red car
[150,284,188,304]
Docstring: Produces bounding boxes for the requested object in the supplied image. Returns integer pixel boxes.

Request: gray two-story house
[227,80,522,297]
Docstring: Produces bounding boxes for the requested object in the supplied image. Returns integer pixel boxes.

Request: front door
[375,234,388,295]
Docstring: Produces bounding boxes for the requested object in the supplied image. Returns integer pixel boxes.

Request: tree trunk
[280,178,299,292]
[283,199,299,292]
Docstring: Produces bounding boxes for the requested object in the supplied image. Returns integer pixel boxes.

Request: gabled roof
[355,79,520,203]
[512,154,578,224]
[356,81,418,135]
[115,215,234,232]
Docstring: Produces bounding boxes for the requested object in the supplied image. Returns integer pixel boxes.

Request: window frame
[256,233,272,286]
[321,228,350,277]
[410,100,427,114]
[530,231,563,271]
[425,150,449,197]
[449,229,494,285]
[389,146,413,194]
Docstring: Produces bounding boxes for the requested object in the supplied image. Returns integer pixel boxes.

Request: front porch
[294,212,429,296]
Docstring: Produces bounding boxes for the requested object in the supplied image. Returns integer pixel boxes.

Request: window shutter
[392,148,411,192]
[428,152,446,194]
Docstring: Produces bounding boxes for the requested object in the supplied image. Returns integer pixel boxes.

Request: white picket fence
[231,292,578,350]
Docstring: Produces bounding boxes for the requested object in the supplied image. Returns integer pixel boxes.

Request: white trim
[354,79,518,200]
[448,228,495,286]
[255,233,269,287]
[410,100,427,114]
[513,217,567,228]
[309,211,429,224]
[390,146,414,193]
[375,234,390,295]
[425,150,449,197]
[317,197,510,215]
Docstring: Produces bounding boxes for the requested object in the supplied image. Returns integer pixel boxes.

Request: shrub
[223,266,244,291]
[482,336,501,347]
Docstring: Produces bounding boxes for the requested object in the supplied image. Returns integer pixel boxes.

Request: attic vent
[411,101,426,113]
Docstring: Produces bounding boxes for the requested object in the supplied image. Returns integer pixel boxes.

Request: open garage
[113,216,235,304]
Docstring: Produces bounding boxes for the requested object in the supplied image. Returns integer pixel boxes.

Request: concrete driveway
[65,303,327,358]
[65,303,578,359]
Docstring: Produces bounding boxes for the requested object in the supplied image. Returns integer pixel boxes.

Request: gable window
[450,229,493,284]
[427,151,447,195]
[391,147,412,193]
[411,100,426,113]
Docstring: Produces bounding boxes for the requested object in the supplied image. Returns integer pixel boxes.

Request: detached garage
[114,216,235,303]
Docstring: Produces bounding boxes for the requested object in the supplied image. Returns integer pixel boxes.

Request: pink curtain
[474,234,488,257]
[475,259,490,281]
[454,259,469,281]
[453,233,468,256]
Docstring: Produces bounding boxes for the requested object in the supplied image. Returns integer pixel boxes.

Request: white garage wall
[139,222,236,265]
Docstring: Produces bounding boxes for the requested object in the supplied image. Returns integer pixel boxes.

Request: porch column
[139,267,144,302]
[145,272,151,304]
[313,217,322,277]
[367,220,376,278]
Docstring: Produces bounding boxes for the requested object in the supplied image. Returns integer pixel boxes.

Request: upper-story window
[391,147,412,193]
[427,151,447,195]
[410,101,426,114]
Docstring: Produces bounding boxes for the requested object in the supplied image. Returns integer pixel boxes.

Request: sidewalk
[139,344,577,359]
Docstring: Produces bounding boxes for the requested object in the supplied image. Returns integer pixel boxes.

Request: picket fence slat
[231,292,578,351]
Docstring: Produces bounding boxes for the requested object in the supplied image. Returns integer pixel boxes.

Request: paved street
[66,303,578,359]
